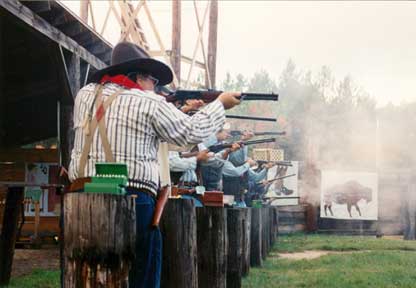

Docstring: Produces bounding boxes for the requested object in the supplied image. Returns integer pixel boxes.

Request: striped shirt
[68,83,225,195]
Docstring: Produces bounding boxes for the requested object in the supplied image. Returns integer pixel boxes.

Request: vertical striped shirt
[68,83,225,195]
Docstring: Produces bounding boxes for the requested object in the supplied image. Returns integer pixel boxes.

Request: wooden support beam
[0,0,106,70]
[80,0,89,23]
[0,187,25,286]
[58,48,80,169]
[207,0,218,88]
[0,15,4,147]
[171,0,181,84]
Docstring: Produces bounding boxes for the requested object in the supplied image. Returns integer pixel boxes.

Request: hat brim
[89,58,173,86]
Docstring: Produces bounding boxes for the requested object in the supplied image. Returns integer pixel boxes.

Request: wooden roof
[0,0,113,147]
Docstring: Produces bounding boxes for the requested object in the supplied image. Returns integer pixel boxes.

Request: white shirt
[69,83,225,195]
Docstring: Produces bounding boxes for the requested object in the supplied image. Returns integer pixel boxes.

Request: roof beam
[0,0,106,70]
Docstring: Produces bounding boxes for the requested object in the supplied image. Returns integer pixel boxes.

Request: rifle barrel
[226,115,277,122]
[240,93,279,101]
[258,173,296,184]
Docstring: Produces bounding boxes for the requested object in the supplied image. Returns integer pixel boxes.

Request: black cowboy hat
[89,41,173,86]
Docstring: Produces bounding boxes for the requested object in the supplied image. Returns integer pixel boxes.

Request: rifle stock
[151,185,170,228]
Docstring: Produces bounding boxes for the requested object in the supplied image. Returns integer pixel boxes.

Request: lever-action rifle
[162,89,278,105]
[258,173,296,185]
[230,130,286,137]
[209,137,276,154]
[256,160,292,167]
[225,115,277,122]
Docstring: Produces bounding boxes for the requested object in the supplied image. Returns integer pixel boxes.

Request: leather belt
[68,177,91,192]
[127,187,157,199]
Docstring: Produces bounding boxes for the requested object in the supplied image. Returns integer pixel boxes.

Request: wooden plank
[241,208,251,277]
[206,0,218,88]
[171,0,181,83]
[0,186,24,286]
[0,14,4,147]
[79,0,89,23]
[250,208,262,267]
[0,149,59,163]
[160,199,198,288]
[63,193,136,287]
[0,0,106,69]
[197,207,227,288]
[226,208,243,288]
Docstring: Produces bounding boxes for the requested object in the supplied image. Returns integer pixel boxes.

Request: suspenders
[78,84,123,178]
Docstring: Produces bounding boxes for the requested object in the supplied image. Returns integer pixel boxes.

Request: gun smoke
[222,61,415,235]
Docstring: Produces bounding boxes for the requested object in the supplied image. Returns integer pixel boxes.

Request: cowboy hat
[89,41,173,86]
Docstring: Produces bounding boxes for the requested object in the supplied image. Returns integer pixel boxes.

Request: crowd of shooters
[67,41,294,287]
[167,113,291,207]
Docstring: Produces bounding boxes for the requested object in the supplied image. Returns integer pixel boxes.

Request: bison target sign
[320,171,378,220]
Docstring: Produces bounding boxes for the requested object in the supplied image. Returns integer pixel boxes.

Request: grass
[7,269,59,288]
[243,234,416,288]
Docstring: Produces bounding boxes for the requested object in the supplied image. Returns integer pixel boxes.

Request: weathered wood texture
[63,193,135,288]
[0,14,4,147]
[241,208,251,277]
[404,180,416,240]
[206,0,218,88]
[278,205,307,234]
[171,0,181,84]
[261,208,270,260]
[0,0,106,69]
[226,208,244,288]
[0,187,24,286]
[250,208,262,267]
[160,199,198,288]
[271,207,279,244]
[197,207,227,288]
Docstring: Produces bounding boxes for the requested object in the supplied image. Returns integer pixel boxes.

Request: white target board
[320,170,378,220]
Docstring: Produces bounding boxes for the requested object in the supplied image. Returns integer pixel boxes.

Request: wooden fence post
[261,208,270,260]
[0,187,24,286]
[241,208,251,277]
[63,193,135,287]
[160,198,198,288]
[197,207,227,288]
[226,208,243,288]
[404,180,416,240]
[250,208,262,267]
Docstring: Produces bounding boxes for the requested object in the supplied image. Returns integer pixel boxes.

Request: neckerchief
[100,74,143,90]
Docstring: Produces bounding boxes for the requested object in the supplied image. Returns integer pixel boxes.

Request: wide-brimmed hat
[89,41,173,86]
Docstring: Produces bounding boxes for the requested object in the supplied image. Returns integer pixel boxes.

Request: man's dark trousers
[127,188,162,288]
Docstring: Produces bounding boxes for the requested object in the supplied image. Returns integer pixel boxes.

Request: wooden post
[80,0,89,23]
[197,207,227,288]
[404,179,416,240]
[226,208,243,288]
[250,208,262,267]
[63,193,136,287]
[0,187,25,286]
[0,14,4,147]
[241,208,251,277]
[206,0,218,89]
[59,49,80,169]
[171,0,181,84]
[261,208,269,260]
[160,199,198,288]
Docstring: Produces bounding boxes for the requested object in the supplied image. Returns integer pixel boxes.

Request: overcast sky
[62,1,415,107]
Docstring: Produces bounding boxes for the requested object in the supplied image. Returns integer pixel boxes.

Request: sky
[61,1,416,107]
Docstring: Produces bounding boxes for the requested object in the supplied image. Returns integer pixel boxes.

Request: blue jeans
[127,188,162,288]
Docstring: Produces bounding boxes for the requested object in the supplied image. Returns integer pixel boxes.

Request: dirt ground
[277,250,368,260]
[12,248,60,277]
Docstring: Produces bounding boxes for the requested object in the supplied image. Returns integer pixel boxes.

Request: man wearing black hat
[68,42,240,287]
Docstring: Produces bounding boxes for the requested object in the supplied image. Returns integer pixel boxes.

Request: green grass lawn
[243,234,416,288]
[8,269,59,288]
[8,234,416,288]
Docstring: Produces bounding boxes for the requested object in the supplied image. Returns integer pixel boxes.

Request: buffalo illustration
[323,180,372,217]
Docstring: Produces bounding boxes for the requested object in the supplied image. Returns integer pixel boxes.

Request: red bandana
[100,74,143,90]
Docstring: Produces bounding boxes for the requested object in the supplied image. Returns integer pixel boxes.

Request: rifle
[226,115,277,122]
[163,89,278,105]
[256,160,292,167]
[209,137,276,153]
[258,173,296,185]
[229,130,286,137]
